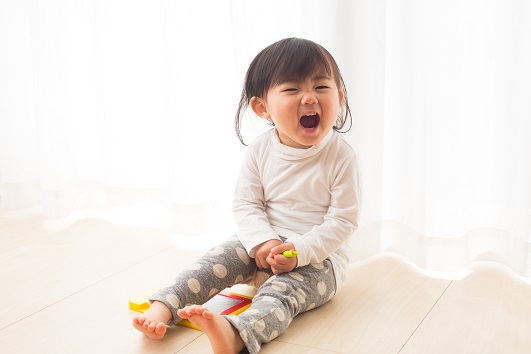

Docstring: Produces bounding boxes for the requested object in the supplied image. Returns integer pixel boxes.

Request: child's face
[251,74,344,149]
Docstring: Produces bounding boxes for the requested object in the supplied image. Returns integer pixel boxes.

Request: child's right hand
[254,239,283,268]
[266,242,297,274]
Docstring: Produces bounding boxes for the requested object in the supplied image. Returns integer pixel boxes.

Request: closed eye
[316,86,330,90]
[283,88,298,92]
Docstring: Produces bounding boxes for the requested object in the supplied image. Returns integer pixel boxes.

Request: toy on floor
[129,286,254,331]
[128,289,159,313]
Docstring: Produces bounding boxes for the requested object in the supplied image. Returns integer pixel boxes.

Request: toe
[201,309,214,319]
[193,305,205,314]
[155,323,167,335]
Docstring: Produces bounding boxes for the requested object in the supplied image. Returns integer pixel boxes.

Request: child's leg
[148,235,257,325]
[177,305,246,354]
[224,259,337,354]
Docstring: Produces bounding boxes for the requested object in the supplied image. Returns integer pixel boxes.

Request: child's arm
[286,151,361,267]
[232,147,282,260]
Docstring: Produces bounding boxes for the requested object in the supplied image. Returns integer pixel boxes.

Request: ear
[338,89,345,106]
[250,97,270,119]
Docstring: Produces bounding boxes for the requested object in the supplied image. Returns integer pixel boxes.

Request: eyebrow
[312,75,332,80]
[280,75,332,85]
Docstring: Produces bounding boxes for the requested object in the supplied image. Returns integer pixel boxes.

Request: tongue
[300,114,319,128]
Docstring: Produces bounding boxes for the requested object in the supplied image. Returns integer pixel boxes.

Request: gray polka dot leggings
[149,235,337,354]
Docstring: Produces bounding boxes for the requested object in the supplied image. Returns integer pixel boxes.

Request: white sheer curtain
[1,0,530,275]
[351,0,531,276]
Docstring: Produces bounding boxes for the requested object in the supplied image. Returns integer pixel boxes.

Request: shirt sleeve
[232,147,280,257]
[286,151,361,267]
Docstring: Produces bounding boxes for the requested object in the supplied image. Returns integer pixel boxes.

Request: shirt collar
[271,128,334,160]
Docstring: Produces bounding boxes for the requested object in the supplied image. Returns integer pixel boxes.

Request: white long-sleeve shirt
[232,128,361,290]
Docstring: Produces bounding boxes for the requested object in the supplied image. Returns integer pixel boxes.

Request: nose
[301,92,318,105]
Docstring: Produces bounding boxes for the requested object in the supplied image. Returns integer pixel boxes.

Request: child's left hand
[266,242,297,274]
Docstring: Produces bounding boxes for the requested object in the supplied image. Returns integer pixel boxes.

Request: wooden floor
[1,206,530,354]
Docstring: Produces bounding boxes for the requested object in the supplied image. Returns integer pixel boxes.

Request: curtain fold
[358,0,531,275]
[1,0,530,275]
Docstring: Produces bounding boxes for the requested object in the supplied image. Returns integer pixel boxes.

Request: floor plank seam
[0,228,73,256]
[396,279,455,354]
[0,218,101,256]
[274,339,345,353]
[0,245,174,332]
[175,333,205,353]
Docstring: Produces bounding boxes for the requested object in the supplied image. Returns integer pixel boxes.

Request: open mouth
[300,114,320,129]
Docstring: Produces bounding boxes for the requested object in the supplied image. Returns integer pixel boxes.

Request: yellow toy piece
[128,289,158,313]
[282,249,298,258]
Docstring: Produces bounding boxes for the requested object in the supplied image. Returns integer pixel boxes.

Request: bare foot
[177,305,245,354]
[132,300,172,340]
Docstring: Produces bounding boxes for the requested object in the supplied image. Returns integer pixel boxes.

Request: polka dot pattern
[236,247,250,265]
[317,281,327,295]
[165,294,180,309]
[249,341,260,354]
[240,329,248,342]
[209,246,224,255]
[311,262,324,270]
[208,288,219,297]
[296,288,307,304]
[187,278,201,294]
[261,296,277,303]
[187,263,201,271]
[274,308,285,321]
[289,296,299,309]
[255,319,266,332]
[271,281,287,292]
[289,272,304,282]
[213,264,228,278]
[245,309,260,316]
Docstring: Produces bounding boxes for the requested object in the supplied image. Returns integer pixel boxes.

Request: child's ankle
[147,300,173,323]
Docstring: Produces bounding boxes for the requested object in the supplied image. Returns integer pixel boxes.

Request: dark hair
[235,37,352,145]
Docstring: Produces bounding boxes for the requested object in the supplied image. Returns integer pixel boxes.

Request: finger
[269,245,284,254]
[266,255,276,267]
[270,243,295,255]
[272,265,288,275]
[257,257,270,269]
[273,254,291,265]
